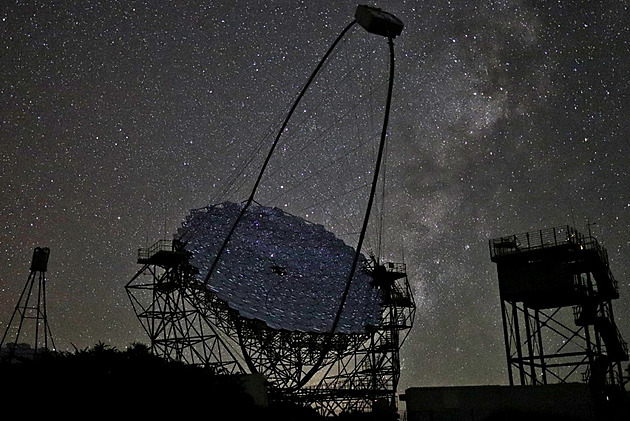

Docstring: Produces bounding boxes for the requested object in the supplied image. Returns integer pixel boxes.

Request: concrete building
[401,383,615,421]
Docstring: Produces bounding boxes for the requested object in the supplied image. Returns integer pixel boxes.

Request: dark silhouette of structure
[489,225,628,408]
[402,225,629,421]
[0,247,55,360]
[126,239,244,374]
[126,5,414,418]
[402,383,598,421]
[127,238,415,417]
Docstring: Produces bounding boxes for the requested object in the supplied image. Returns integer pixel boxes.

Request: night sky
[1,1,629,391]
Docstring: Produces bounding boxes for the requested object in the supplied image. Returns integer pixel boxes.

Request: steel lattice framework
[126,240,245,375]
[1,247,56,360]
[126,239,415,417]
[126,5,415,417]
[489,225,628,390]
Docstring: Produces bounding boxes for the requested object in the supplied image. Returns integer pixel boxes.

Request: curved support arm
[296,31,398,390]
[203,20,358,287]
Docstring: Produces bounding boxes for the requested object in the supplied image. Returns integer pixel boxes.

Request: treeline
[0,342,320,420]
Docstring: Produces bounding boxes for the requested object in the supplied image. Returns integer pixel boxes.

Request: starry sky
[1,0,629,391]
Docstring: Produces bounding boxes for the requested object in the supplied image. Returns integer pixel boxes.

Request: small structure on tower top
[1,247,56,361]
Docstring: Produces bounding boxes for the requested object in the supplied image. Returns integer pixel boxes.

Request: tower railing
[490,225,619,296]
[490,225,582,259]
[137,239,175,262]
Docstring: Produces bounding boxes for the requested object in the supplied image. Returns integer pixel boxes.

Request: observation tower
[127,5,415,418]
[1,247,55,360]
[489,225,628,394]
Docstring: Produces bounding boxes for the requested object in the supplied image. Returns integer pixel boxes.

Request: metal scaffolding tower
[125,239,246,374]
[489,226,628,390]
[1,247,55,360]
